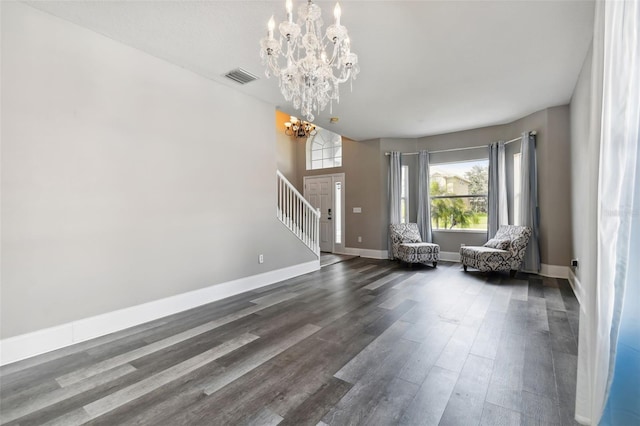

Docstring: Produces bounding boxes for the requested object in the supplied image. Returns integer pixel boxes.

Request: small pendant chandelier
[284,116,317,138]
[260,0,360,122]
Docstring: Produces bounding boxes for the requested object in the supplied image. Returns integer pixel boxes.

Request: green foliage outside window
[429,164,488,230]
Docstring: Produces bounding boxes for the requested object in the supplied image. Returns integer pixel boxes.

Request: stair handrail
[276,170,321,256]
[276,170,320,217]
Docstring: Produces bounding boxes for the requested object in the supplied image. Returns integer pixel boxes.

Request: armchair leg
[433,262,437,268]
[510,270,516,278]
[463,265,468,272]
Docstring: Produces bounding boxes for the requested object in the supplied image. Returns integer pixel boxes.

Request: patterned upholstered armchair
[389,223,440,267]
[460,225,532,275]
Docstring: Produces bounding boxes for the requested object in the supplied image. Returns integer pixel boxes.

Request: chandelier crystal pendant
[284,116,317,138]
[259,0,359,122]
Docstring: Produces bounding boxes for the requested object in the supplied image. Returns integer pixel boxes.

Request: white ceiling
[26,1,595,141]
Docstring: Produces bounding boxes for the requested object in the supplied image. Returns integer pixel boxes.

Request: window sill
[432,229,487,234]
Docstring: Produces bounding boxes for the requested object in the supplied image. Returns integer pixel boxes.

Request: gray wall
[275,110,298,184]
[1,3,315,339]
[292,106,573,267]
[569,46,598,297]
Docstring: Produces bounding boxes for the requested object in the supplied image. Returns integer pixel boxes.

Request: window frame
[429,159,489,232]
[306,128,343,171]
[400,165,409,224]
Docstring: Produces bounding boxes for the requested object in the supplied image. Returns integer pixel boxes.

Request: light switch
[353,207,362,213]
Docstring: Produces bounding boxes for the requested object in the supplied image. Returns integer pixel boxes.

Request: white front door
[304,176,333,252]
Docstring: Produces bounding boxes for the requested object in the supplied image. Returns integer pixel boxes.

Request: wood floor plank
[543,286,566,312]
[278,377,352,426]
[83,333,259,420]
[528,277,545,298]
[439,354,494,426]
[435,323,481,373]
[526,296,550,334]
[470,310,507,360]
[364,300,416,337]
[522,331,557,398]
[321,337,418,425]
[80,359,232,426]
[399,366,459,426]
[203,324,320,396]
[553,351,579,425]
[334,320,411,384]
[398,320,457,385]
[360,377,419,425]
[249,291,300,306]
[509,279,529,301]
[520,390,561,425]
[479,401,521,426]
[485,331,526,412]
[390,273,422,290]
[244,407,284,426]
[363,271,403,290]
[266,333,375,417]
[0,364,136,425]
[40,408,91,426]
[547,309,578,355]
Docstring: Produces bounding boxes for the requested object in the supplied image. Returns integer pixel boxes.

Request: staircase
[276,170,321,256]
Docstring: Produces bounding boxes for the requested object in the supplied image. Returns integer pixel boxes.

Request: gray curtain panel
[417,150,432,243]
[519,132,541,272]
[388,151,402,258]
[488,143,499,238]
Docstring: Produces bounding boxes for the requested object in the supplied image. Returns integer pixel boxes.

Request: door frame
[303,173,346,254]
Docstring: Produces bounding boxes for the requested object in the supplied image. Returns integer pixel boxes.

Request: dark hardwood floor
[0,258,580,425]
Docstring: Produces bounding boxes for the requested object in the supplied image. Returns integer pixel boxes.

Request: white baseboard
[574,414,591,425]
[568,268,584,306]
[539,264,570,279]
[0,260,320,366]
[435,254,570,280]
[340,247,389,260]
[439,251,461,262]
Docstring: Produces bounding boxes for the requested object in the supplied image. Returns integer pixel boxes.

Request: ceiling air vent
[224,68,258,85]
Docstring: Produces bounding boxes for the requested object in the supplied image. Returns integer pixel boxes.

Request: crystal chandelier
[260,0,359,122]
[285,116,317,138]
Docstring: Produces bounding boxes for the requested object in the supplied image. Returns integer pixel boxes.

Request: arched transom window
[306,128,342,170]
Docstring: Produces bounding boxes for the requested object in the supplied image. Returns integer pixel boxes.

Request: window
[401,165,409,223]
[513,152,521,225]
[430,160,488,230]
[306,128,342,170]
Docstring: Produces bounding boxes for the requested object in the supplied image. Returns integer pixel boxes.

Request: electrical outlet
[259,254,264,264]
[358,236,362,243]
[571,259,578,268]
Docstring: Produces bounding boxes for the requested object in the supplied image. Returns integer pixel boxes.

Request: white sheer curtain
[388,151,402,258]
[417,151,432,243]
[577,0,640,423]
[519,132,541,273]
